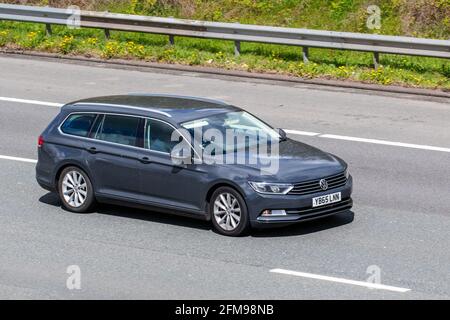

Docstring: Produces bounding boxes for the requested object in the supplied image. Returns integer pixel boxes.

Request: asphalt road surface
[0,55,449,299]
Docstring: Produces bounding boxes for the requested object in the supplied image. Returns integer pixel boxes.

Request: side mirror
[278,128,287,141]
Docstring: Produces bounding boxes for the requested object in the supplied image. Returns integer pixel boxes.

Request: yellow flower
[86,37,98,45]
[58,35,75,53]
[27,31,38,40]
[101,41,120,59]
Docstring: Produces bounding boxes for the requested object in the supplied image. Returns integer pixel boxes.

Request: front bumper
[255,198,352,225]
[246,175,353,228]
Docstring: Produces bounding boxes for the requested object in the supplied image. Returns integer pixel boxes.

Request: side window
[94,115,140,147]
[61,114,97,137]
[145,119,180,153]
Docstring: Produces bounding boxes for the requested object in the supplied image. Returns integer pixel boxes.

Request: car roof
[64,94,241,123]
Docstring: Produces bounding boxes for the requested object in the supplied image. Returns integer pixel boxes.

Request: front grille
[288,171,347,195]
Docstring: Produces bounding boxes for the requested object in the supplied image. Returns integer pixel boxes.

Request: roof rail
[71,102,172,117]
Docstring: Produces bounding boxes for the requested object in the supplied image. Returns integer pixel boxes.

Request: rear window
[94,115,140,147]
[61,113,97,137]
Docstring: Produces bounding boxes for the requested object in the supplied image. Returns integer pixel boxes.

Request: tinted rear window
[61,114,97,137]
[94,115,140,147]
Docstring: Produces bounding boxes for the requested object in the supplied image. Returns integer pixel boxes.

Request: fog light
[261,210,271,217]
[260,210,287,217]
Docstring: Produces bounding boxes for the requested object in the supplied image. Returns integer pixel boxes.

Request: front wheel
[210,187,249,236]
[58,166,95,213]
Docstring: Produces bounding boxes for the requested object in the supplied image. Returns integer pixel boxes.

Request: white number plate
[312,192,341,208]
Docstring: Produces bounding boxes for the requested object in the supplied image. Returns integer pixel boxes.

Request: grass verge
[0,21,449,90]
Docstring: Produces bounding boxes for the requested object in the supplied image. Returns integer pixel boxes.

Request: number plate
[312,192,341,208]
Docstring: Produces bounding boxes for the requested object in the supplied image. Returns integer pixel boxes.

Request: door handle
[139,156,151,164]
[87,147,98,154]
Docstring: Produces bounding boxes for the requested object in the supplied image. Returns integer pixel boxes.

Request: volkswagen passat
[36,94,353,236]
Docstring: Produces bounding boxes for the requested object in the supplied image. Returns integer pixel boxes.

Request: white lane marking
[1,96,448,154]
[286,130,450,153]
[284,129,320,136]
[0,155,37,163]
[0,97,63,107]
[270,268,411,293]
[320,134,450,153]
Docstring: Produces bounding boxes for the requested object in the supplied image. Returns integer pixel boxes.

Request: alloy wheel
[213,192,241,231]
[62,170,88,208]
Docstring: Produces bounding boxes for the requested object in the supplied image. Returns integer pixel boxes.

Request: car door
[84,113,143,200]
[136,118,207,213]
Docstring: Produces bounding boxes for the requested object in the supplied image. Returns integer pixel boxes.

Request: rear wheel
[58,166,95,213]
[210,187,249,236]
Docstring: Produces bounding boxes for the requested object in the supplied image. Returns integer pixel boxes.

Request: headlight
[248,182,294,195]
[344,168,350,179]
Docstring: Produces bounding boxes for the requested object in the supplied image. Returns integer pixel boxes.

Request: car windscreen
[181,111,280,154]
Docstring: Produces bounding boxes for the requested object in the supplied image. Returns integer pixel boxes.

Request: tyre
[58,166,95,213]
[210,186,249,236]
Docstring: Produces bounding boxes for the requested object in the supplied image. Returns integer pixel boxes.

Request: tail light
[38,135,44,148]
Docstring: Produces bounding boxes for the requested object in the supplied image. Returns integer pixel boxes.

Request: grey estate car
[36,94,353,236]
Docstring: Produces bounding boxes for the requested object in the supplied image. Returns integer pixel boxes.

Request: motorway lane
[0,159,446,299]
[0,55,449,299]
[0,55,449,147]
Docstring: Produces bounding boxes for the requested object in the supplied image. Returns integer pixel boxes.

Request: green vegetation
[0,0,449,89]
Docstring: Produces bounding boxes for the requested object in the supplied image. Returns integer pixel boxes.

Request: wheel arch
[206,180,251,236]
[53,160,94,191]
[204,180,248,218]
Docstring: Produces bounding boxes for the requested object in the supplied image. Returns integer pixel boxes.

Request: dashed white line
[270,268,411,293]
[0,96,63,107]
[285,130,450,153]
[1,95,449,154]
[319,134,450,153]
[283,129,320,136]
[0,155,37,164]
